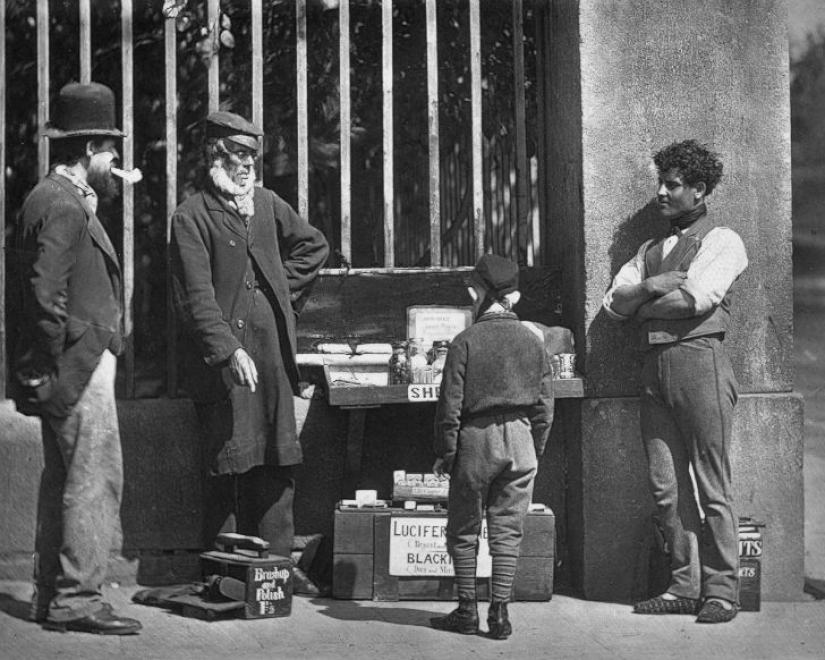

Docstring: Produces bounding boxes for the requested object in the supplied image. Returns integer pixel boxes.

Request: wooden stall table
[295,267,582,498]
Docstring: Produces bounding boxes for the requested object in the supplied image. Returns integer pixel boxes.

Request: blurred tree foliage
[4,0,537,395]
[791,27,825,165]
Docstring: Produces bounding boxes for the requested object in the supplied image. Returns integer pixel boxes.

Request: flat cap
[205,111,263,151]
[206,111,263,138]
[471,254,519,297]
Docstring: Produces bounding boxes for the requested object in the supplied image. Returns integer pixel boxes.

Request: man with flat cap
[12,82,142,634]
[170,111,329,561]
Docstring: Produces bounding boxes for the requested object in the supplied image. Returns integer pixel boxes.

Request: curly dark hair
[653,139,724,195]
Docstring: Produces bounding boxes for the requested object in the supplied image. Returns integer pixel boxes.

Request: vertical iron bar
[296,0,309,220]
[340,0,352,264]
[470,0,483,261]
[426,0,441,266]
[208,0,220,113]
[512,0,529,266]
[37,0,49,180]
[122,0,136,398]
[382,0,394,267]
[79,0,91,84]
[165,16,179,397]
[252,0,263,127]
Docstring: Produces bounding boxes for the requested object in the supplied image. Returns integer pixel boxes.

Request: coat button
[237,320,245,329]
[229,239,236,247]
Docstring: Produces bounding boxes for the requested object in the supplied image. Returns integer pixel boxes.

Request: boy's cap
[205,111,263,150]
[471,254,519,297]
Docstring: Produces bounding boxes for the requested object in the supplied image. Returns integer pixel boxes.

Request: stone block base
[573,393,804,603]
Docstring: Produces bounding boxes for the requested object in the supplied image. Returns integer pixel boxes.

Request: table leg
[343,408,368,498]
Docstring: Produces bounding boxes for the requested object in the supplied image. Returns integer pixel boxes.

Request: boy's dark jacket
[433,311,574,472]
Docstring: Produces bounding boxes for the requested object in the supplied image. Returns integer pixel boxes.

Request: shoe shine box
[201,533,293,619]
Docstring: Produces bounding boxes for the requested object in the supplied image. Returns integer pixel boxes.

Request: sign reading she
[388,516,492,577]
[407,384,440,401]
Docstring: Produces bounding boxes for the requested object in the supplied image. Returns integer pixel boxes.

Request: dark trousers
[34,350,123,622]
[640,336,739,603]
[446,412,537,561]
[202,464,295,559]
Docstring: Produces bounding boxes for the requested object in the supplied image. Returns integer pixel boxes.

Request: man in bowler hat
[169,111,328,562]
[12,82,142,634]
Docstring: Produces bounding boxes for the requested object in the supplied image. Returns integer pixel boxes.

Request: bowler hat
[471,254,519,297]
[43,82,125,139]
[206,111,263,151]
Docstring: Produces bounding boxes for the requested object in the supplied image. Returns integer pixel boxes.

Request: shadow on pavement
[308,597,438,628]
[0,591,32,622]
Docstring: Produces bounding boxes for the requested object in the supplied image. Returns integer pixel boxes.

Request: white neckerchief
[54,164,99,214]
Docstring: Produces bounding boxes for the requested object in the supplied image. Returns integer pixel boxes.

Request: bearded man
[12,82,142,634]
[170,111,328,560]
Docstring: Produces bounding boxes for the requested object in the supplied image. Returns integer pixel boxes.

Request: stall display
[332,504,555,601]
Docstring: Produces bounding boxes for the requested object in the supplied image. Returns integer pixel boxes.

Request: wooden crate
[333,506,554,601]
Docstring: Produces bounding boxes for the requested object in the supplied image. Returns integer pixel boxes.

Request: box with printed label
[333,505,554,601]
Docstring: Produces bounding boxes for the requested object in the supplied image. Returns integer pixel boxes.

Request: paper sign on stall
[388,516,492,577]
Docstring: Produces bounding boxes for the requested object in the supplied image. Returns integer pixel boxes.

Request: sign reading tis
[388,516,492,577]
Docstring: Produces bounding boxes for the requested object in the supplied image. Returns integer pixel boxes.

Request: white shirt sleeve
[681,227,748,315]
[602,240,653,321]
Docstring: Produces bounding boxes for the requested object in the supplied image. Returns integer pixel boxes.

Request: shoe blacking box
[201,533,293,618]
[738,518,764,612]
[332,505,554,601]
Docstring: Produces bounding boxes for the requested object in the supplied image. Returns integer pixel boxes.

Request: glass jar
[407,338,429,371]
[431,340,449,384]
[388,343,410,385]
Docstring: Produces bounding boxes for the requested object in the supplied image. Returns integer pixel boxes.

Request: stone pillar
[545,0,804,601]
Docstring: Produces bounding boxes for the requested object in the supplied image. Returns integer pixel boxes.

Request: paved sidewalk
[1,579,824,660]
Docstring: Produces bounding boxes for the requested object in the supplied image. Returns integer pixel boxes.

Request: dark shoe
[430,600,479,635]
[633,594,699,615]
[46,608,142,635]
[696,599,738,624]
[29,585,55,623]
[487,601,512,640]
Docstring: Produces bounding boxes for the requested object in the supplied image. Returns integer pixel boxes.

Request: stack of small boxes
[392,470,449,510]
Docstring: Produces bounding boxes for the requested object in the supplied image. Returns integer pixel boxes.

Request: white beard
[209,160,256,219]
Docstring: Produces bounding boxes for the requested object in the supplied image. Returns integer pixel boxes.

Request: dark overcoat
[12,174,123,418]
[170,186,328,472]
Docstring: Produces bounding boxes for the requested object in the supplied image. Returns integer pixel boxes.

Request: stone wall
[546,0,804,601]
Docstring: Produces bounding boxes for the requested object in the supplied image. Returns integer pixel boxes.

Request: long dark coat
[12,173,123,418]
[170,186,328,474]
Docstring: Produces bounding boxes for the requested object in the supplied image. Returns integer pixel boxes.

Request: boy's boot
[487,600,512,640]
[429,599,479,634]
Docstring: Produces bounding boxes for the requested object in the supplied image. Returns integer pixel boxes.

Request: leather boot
[487,600,512,640]
[429,599,479,634]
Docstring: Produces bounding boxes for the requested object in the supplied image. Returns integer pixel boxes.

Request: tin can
[738,517,764,612]
[557,353,576,379]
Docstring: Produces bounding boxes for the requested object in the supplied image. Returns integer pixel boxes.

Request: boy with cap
[430,254,554,640]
